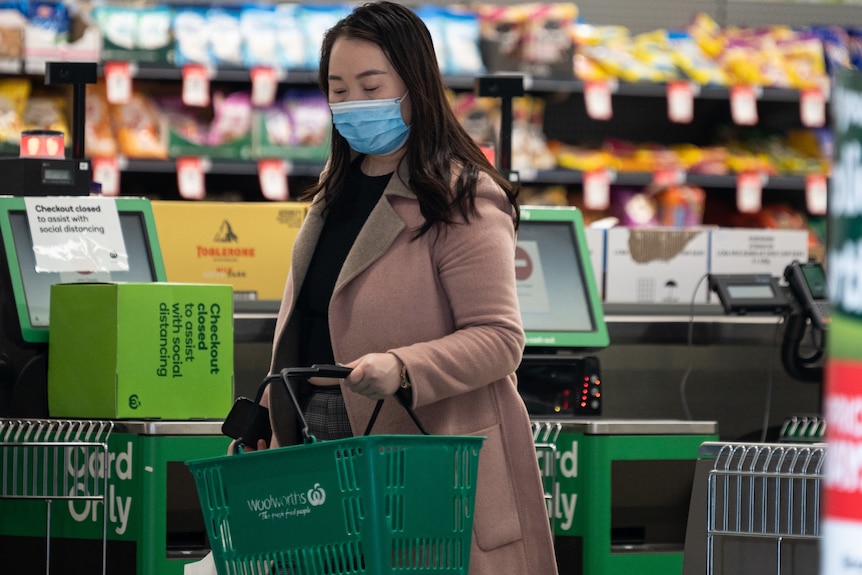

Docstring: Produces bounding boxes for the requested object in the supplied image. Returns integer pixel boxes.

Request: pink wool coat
[267,163,558,575]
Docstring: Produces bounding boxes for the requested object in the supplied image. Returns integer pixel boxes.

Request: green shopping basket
[187,366,484,575]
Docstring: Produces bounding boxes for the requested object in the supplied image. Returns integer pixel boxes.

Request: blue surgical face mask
[329,93,410,155]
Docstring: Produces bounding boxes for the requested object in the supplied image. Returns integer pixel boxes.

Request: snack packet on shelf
[520,2,577,77]
[441,5,484,75]
[85,81,117,158]
[173,7,211,67]
[778,32,830,92]
[688,12,724,58]
[273,3,306,70]
[475,3,527,73]
[283,89,330,147]
[207,7,243,68]
[110,91,168,159]
[22,92,69,139]
[239,5,277,69]
[0,77,29,146]
[549,140,618,173]
[631,29,681,83]
[668,31,729,86]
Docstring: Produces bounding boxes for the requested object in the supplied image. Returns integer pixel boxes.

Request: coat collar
[291,161,413,301]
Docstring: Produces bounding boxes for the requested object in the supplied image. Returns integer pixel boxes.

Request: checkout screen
[516,221,596,333]
[11,211,158,328]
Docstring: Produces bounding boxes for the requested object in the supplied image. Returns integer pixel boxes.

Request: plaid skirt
[301,386,353,440]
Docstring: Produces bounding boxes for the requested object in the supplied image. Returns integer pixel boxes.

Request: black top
[296,158,392,366]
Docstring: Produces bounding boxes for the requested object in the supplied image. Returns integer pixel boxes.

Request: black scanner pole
[475,75,524,182]
[44,62,98,160]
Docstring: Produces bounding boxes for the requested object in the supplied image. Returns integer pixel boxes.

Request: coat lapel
[335,178,409,294]
[288,164,414,307]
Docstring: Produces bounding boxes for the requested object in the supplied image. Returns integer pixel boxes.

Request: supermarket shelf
[95,63,483,91]
[43,63,815,104]
[522,77,811,103]
[515,169,816,190]
[122,158,325,178]
[116,159,817,190]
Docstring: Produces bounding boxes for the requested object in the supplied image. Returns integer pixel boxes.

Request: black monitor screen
[516,206,608,351]
[10,211,159,329]
[517,221,595,333]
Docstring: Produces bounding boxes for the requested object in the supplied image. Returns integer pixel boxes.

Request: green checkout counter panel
[0,419,229,575]
[532,418,719,575]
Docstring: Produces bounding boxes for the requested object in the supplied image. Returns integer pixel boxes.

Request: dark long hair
[303,1,519,236]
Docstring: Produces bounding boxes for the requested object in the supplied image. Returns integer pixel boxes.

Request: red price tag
[805,173,828,215]
[92,156,120,196]
[251,67,278,108]
[177,157,206,200]
[667,81,695,124]
[736,171,764,213]
[652,169,685,187]
[800,88,826,128]
[583,169,611,210]
[182,65,210,108]
[104,61,133,105]
[584,80,613,121]
[258,159,289,200]
[731,85,759,126]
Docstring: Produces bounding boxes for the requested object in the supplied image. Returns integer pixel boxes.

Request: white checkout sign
[24,196,127,279]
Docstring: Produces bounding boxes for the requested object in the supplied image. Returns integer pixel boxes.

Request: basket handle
[245,365,357,445]
[363,391,429,436]
[276,365,430,441]
[241,366,430,447]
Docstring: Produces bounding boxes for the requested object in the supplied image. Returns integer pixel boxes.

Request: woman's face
[327,36,411,126]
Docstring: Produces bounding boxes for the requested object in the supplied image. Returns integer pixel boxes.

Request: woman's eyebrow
[328,69,389,82]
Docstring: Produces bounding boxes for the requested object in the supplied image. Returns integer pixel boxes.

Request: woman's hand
[344,353,402,400]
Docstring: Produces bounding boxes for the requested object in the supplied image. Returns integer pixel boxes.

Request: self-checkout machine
[517,205,719,575]
[476,74,719,575]
[678,268,828,575]
[0,63,231,575]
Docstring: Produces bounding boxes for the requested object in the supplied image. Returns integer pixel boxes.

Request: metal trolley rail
[0,418,114,575]
[532,420,562,532]
[705,441,825,575]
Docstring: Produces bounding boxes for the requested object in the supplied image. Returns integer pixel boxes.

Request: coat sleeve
[391,178,525,408]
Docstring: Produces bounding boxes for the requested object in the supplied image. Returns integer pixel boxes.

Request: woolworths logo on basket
[247,483,327,521]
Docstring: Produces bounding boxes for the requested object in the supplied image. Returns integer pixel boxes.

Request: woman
[264,2,558,573]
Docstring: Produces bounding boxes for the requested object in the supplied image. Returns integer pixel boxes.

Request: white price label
[583,169,611,210]
[92,156,120,196]
[667,81,694,124]
[736,172,763,213]
[251,67,278,108]
[258,160,288,200]
[800,88,826,128]
[104,61,132,105]
[731,85,759,126]
[177,157,206,200]
[584,80,613,121]
[182,65,210,108]
[806,173,828,215]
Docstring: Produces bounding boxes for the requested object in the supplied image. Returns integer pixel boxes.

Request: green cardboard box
[47,282,234,419]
